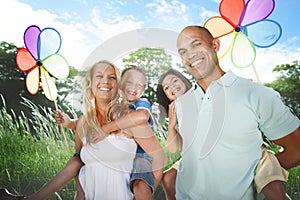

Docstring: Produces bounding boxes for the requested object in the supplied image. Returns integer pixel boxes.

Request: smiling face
[91,62,118,103]
[121,69,146,103]
[177,26,221,82]
[162,74,187,101]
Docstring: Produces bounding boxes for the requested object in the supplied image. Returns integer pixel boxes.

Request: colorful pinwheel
[16,25,70,151]
[16,25,69,101]
[204,0,282,68]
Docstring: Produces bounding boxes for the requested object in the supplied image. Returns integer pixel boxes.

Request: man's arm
[272,126,300,169]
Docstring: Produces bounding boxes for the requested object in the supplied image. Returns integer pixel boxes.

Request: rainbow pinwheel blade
[26,67,40,95]
[40,67,58,101]
[231,32,256,68]
[240,0,275,26]
[244,19,282,48]
[42,54,69,79]
[38,28,62,60]
[204,16,234,38]
[16,48,37,72]
[219,0,245,27]
[24,25,40,60]
[218,32,235,59]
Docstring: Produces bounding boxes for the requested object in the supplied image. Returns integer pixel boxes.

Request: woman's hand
[54,110,77,130]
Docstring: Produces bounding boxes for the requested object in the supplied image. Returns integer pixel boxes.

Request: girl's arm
[128,123,167,192]
[166,101,182,153]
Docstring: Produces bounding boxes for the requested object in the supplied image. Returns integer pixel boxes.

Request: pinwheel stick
[54,100,70,152]
[251,64,261,84]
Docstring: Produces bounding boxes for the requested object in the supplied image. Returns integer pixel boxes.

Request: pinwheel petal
[38,28,62,60]
[26,67,40,95]
[204,16,235,38]
[218,32,235,59]
[42,54,70,79]
[16,48,37,72]
[231,32,256,68]
[219,0,245,27]
[244,19,282,48]
[24,25,40,60]
[40,67,58,101]
[240,0,275,26]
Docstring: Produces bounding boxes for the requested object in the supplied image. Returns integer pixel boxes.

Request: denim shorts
[130,153,154,192]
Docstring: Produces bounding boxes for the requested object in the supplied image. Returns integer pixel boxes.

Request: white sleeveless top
[79,134,137,200]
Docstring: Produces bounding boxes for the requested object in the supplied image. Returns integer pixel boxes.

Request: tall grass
[0,96,76,199]
[0,96,299,199]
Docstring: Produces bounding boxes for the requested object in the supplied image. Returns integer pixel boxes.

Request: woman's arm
[73,116,85,199]
[128,123,167,192]
[166,101,182,153]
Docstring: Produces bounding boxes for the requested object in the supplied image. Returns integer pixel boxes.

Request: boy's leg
[132,179,152,200]
[162,168,177,200]
[130,154,154,200]
[25,155,83,200]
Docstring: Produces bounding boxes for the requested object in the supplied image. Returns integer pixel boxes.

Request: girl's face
[121,69,146,103]
[162,74,187,101]
[91,63,118,103]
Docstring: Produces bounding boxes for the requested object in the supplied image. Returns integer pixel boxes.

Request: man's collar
[193,70,237,90]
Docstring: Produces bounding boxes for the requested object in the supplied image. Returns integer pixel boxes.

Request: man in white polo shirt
[174,25,300,199]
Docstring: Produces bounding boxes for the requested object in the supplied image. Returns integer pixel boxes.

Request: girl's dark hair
[156,68,192,118]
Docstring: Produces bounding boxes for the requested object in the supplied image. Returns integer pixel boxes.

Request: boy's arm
[102,109,150,134]
[128,123,167,192]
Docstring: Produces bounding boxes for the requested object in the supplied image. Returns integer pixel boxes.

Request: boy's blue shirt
[129,98,153,159]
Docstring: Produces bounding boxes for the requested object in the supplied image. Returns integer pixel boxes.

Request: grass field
[0,98,299,199]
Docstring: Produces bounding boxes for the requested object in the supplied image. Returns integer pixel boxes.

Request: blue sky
[1,0,300,83]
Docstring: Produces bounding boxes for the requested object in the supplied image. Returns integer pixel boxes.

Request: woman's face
[162,74,187,101]
[91,63,118,103]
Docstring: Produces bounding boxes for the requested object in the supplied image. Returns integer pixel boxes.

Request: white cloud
[199,6,219,24]
[0,0,143,69]
[146,0,189,25]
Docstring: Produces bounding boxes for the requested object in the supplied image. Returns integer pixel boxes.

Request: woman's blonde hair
[82,60,127,143]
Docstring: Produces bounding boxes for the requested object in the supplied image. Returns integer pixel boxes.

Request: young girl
[156,68,192,200]
[156,68,289,200]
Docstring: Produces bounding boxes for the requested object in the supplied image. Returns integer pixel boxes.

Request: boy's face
[121,69,146,103]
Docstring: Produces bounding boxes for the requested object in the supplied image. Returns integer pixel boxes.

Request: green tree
[265,60,300,118]
[122,47,173,104]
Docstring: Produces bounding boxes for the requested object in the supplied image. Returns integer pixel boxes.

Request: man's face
[177,27,219,81]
